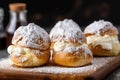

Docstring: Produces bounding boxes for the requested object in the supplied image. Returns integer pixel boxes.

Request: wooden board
[0,55,120,80]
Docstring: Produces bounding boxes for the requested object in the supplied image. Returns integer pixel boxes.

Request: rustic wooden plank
[0,55,120,80]
[86,55,120,80]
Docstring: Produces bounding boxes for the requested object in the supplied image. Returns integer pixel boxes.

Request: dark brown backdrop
[0,0,120,28]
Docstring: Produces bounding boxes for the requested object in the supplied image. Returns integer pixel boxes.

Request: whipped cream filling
[7,45,30,62]
[86,35,119,50]
[53,41,92,54]
[7,45,32,58]
[53,40,74,52]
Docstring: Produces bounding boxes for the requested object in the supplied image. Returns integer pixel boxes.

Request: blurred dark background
[0,0,120,30]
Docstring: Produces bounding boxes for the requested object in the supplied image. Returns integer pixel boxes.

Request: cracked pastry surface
[7,23,50,67]
[50,19,93,67]
[84,20,120,56]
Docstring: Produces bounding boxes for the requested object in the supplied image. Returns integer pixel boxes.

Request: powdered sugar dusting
[49,19,85,44]
[84,20,116,35]
[0,57,115,74]
[12,23,50,50]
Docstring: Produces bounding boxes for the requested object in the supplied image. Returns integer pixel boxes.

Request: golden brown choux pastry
[84,20,120,56]
[50,19,93,67]
[7,23,50,67]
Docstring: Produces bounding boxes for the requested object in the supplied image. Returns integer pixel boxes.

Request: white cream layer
[7,45,30,62]
[7,45,31,57]
[53,41,92,54]
[53,41,75,52]
[86,35,119,50]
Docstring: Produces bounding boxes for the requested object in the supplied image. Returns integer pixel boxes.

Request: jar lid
[9,3,26,12]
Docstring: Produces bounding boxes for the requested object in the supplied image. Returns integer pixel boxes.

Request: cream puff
[7,23,50,67]
[49,19,93,67]
[84,20,120,56]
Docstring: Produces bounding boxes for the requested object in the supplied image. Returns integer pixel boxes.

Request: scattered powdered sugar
[63,46,76,53]
[12,23,50,50]
[84,20,116,35]
[0,57,115,74]
[49,19,85,44]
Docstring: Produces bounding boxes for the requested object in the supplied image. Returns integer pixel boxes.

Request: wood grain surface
[0,55,120,80]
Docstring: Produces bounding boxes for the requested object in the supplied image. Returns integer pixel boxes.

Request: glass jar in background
[0,7,6,50]
[6,3,27,47]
